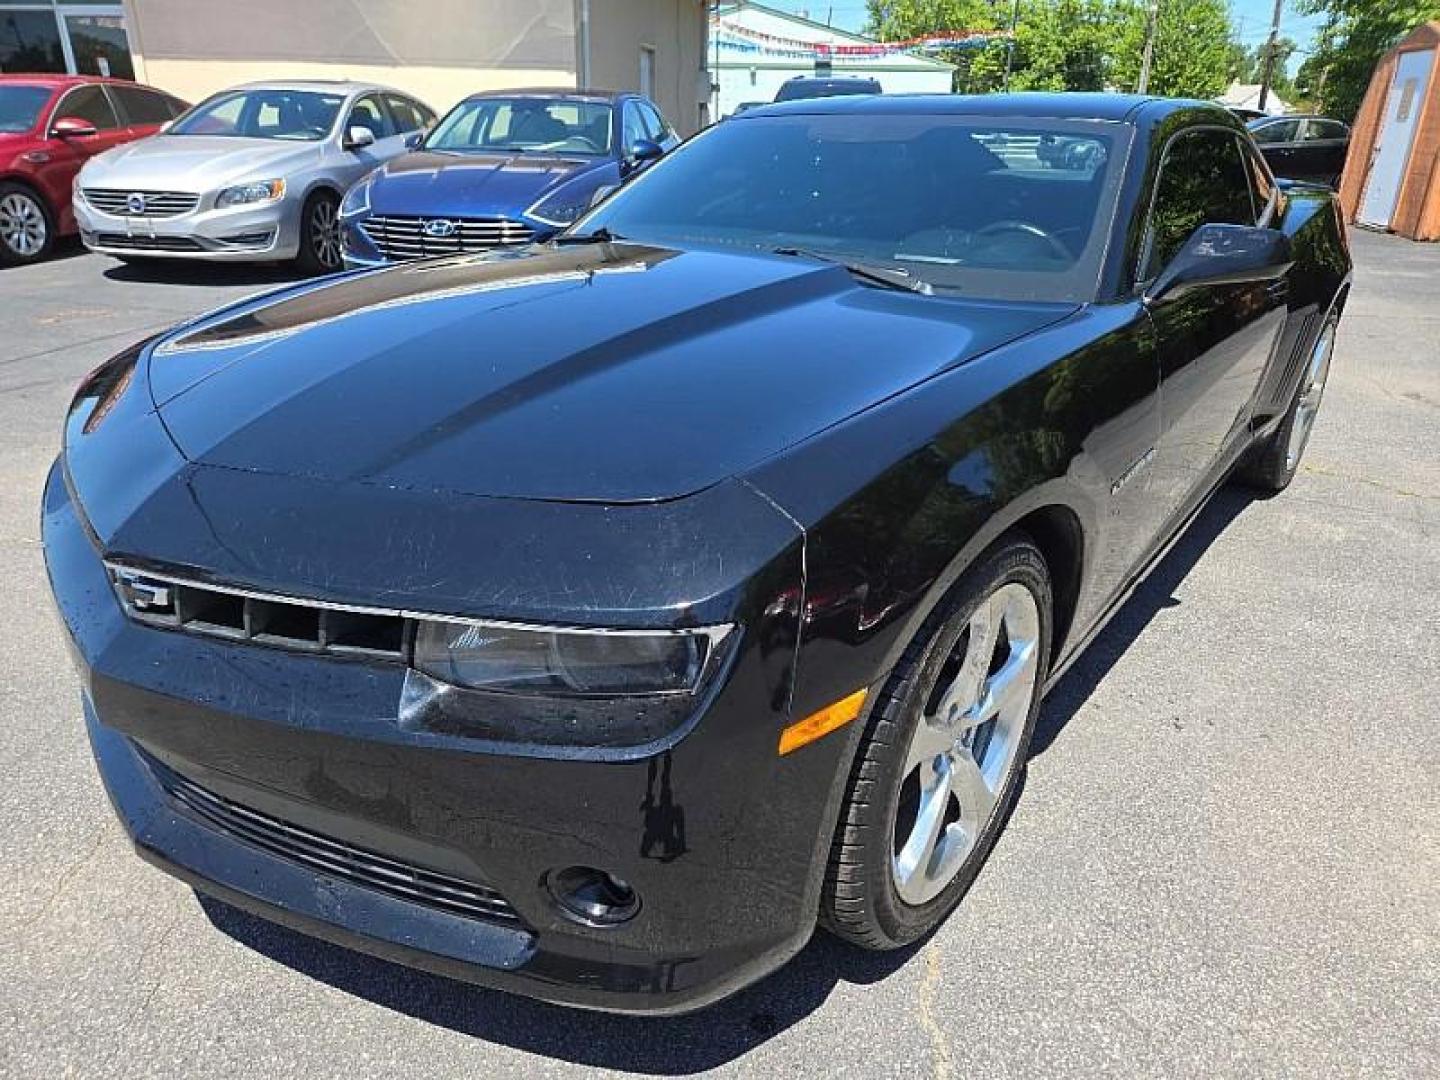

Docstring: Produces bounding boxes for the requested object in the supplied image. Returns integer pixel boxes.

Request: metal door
[1358,48,1435,228]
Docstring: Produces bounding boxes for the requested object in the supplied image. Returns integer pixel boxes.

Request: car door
[1296,119,1349,185]
[334,93,400,187]
[1142,127,1290,524]
[1249,117,1301,179]
[107,84,174,140]
[34,85,129,222]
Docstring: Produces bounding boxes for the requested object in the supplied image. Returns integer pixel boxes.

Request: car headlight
[340,176,372,220]
[413,620,730,697]
[526,187,595,228]
[216,179,285,208]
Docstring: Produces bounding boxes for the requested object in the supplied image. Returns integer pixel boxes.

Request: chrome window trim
[103,560,734,646]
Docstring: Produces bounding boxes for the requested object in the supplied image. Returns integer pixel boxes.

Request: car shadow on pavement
[197,483,1256,1071]
[198,892,924,1072]
[1031,482,1254,757]
[101,259,311,288]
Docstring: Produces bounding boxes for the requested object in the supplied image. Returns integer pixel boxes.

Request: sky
[757,1,1322,76]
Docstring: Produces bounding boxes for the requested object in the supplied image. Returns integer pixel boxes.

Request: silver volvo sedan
[74,80,435,272]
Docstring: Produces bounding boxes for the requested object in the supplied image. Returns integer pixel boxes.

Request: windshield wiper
[770,246,932,295]
[553,227,627,245]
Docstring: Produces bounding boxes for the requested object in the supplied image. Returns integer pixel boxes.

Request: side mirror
[52,116,98,139]
[344,126,376,151]
[627,138,663,165]
[1145,224,1292,304]
[403,130,423,150]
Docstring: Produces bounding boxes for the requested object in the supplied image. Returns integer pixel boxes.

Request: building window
[0,2,135,79]
[640,45,656,98]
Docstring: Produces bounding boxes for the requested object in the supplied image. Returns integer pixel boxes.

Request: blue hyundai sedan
[340,89,678,266]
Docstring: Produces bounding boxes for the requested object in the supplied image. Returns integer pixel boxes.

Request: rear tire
[295,190,342,275]
[0,182,54,266]
[1236,312,1337,494]
[821,535,1052,949]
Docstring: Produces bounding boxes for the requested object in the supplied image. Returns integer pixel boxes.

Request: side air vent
[109,567,409,662]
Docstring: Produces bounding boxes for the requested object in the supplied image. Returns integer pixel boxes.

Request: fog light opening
[546,866,641,927]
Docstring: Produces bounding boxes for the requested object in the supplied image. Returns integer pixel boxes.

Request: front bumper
[74,193,301,261]
[43,458,845,1014]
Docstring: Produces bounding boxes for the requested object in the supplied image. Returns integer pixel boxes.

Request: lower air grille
[145,754,523,925]
[95,233,203,252]
[109,566,409,662]
[359,214,535,261]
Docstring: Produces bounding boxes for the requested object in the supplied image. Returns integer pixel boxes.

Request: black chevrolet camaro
[44,93,1351,1014]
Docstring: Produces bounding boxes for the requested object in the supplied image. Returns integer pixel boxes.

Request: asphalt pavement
[1,233,1436,1078]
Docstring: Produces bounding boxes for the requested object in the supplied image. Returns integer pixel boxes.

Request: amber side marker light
[778,688,868,756]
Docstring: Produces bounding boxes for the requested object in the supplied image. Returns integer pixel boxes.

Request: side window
[53,85,121,131]
[1241,141,1276,224]
[1143,129,1255,281]
[111,86,172,126]
[1250,119,1299,145]
[621,102,646,153]
[347,94,396,140]
[1302,120,1347,142]
[638,101,670,142]
[384,95,424,133]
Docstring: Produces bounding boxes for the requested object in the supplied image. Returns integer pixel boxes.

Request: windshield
[168,88,344,141]
[426,97,612,156]
[580,113,1120,302]
[0,86,52,134]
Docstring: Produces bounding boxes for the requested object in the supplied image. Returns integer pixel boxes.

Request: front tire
[1237,312,1337,494]
[0,182,54,266]
[821,536,1052,949]
[295,190,342,275]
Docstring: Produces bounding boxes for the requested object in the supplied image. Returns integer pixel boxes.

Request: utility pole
[1137,0,1159,94]
[1258,0,1284,112]
[1001,0,1020,91]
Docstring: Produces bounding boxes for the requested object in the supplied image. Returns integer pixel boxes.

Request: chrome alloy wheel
[1285,320,1336,471]
[0,191,47,257]
[311,198,343,270]
[892,582,1041,906]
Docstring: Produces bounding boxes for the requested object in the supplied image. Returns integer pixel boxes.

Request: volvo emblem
[126,192,147,214]
[423,218,457,238]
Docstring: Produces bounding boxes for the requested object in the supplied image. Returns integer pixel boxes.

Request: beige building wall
[120,0,582,115]
[583,0,710,133]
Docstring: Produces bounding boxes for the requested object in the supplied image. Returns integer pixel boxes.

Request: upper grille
[145,752,523,925]
[360,215,535,261]
[109,567,409,662]
[84,189,200,218]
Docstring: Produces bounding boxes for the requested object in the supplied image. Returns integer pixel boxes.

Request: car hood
[82,135,318,189]
[146,243,1079,504]
[368,150,605,217]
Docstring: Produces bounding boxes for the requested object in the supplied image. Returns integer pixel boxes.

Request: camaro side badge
[1111,447,1156,496]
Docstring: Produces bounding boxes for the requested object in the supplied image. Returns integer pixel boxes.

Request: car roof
[741,92,1236,125]
[462,87,631,102]
[226,79,388,95]
[0,73,154,91]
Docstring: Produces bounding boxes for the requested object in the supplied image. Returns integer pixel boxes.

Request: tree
[1298,1,1440,120]
[865,0,1235,98]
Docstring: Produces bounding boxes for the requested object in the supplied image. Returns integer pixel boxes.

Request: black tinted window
[55,86,120,130]
[1144,130,1254,280]
[584,114,1119,302]
[111,86,172,125]
[1250,119,1298,145]
[1303,119,1347,142]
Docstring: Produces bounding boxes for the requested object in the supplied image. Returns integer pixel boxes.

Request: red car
[0,74,188,265]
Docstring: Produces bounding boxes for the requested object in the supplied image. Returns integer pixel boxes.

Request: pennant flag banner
[714,18,1010,59]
